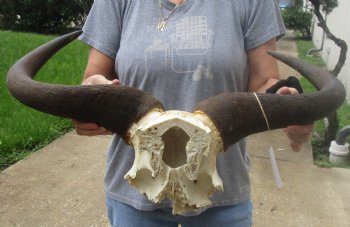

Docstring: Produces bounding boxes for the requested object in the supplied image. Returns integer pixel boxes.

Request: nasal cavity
[161,126,189,168]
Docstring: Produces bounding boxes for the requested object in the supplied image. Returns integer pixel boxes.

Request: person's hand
[276,86,314,151]
[73,75,120,136]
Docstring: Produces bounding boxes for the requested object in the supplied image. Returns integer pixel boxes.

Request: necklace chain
[157,0,182,31]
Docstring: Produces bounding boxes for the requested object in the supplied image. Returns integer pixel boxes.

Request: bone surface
[125,110,223,214]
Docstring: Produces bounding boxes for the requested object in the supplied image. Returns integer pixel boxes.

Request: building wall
[312,0,350,104]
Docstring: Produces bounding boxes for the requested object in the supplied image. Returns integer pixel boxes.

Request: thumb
[276,86,299,95]
[276,86,292,95]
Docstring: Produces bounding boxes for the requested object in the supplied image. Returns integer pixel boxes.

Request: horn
[195,51,346,150]
[6,31,163,142]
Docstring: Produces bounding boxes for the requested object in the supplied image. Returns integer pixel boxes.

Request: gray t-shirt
[79,0,285,214]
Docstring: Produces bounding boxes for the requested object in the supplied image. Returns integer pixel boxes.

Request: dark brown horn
[195,51,346,150]
[6,31,163,142]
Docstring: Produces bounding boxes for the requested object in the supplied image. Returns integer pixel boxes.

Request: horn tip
[64,30,83,40]
[267,50,283,59]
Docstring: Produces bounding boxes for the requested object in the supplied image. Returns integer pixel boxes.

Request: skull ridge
[125,110,224,214]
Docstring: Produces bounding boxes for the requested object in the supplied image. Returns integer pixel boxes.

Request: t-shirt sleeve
[244,0,286,50]
[79,0,125,59]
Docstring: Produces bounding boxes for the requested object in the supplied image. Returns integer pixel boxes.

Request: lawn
[0,30,89,170]
[295,36,350,168]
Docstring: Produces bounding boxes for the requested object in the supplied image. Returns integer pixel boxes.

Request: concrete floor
[248,131,350,226]
[1,131,349,226]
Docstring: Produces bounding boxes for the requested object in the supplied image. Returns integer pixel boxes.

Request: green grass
[0,30,89,170]
[295,35,350,168]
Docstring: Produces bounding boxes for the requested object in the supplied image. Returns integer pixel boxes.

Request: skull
[125,110,224,214]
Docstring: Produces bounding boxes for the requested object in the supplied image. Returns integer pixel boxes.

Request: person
[73,0,313,226]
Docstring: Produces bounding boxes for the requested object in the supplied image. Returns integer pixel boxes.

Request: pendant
[157,21,167,31]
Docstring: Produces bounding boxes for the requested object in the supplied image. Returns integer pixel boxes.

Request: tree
[294,0,305,7]
[281,1,313,39]
[0,0,93,34]
[308,0,348,151]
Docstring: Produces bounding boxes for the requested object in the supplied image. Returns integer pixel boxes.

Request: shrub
[0,0,93,34]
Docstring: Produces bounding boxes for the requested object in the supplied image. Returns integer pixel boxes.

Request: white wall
[312,0,350,104]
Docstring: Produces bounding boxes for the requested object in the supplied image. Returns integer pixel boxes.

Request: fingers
[72,119,112,136]
[82,74,120,86]
[276,86,313,151]
[283,124,314,152]
[72,74,119,136]
[285,124,314,134]
[110,79,120,86]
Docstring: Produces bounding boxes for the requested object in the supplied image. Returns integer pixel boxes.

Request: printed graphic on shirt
[145,16,213,81]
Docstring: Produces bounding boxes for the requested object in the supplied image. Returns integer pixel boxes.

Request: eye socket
[161,126,189,168]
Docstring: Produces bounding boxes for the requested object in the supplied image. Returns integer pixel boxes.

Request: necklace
[157,0,182,31]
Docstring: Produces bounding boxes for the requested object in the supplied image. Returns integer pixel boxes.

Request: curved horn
[195,51,346,150]
[6,31,163,142]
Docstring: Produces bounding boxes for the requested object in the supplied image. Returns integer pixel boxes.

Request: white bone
[125,110,224,214]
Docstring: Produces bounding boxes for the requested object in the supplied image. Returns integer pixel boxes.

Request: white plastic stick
[268,146,283,188]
